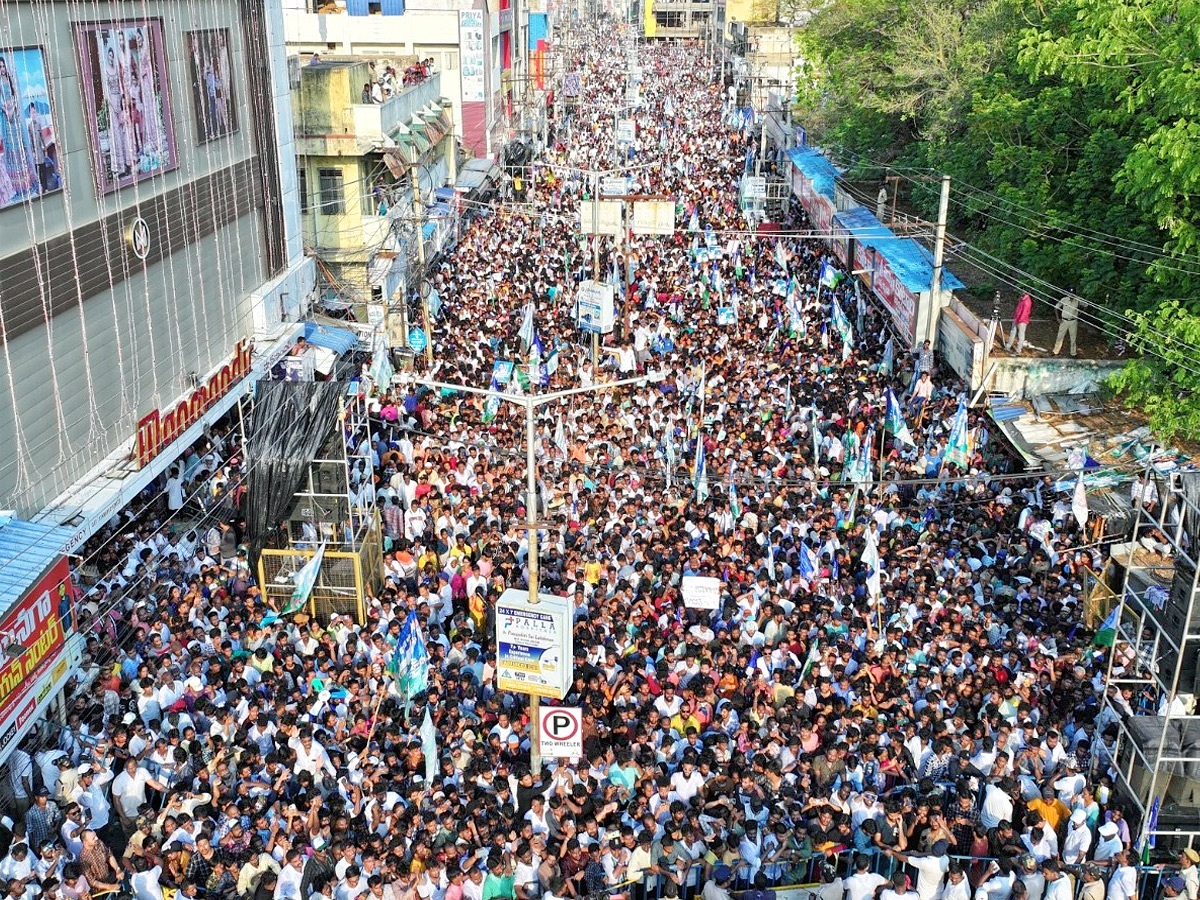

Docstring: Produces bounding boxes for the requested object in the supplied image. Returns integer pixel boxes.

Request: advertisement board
[0,46,62,211]
[496,589,573,699]
[681,575,722,610]
[853,242,875,291]
[631,200,676,236]
[616,118,635,144]
[830,220,851,266]
[537,706,583,760]
[576,280,615,334]
[0,558,69,731]
[459,11,486,102]
[872,256,917,344]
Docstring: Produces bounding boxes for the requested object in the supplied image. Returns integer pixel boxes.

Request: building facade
[0,0,314,522]
[293,60,455,319]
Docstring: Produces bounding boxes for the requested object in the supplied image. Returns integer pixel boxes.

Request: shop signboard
[830,219,851,266]
[496,589,573,700]
[853,242,875,291]
[0,558,69,733]
[135,339,253,468]
[872,256,917,344]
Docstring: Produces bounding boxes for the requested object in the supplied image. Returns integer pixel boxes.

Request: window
[655,10,683,26]
[318,167,345,215]
[444,51,458,71]
[297,165,309,213]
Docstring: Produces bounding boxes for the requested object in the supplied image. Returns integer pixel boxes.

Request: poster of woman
[73,19,177,194]
[185,28,238,143]
[0,47,61,211]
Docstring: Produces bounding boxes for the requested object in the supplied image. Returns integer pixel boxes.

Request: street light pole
[415,372,659,774]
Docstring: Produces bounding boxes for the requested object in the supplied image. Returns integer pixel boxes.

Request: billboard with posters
[459,11,486,103]
[73,19,178,194]
[0,557,70,730]
[184,29,238,144]
[0,46,62,210]
[872,255,917,343]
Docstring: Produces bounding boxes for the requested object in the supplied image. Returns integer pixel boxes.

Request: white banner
[681,575,722,610]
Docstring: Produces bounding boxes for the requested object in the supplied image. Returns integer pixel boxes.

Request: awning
[304,321,361,356]
[434,187,456,203]
[408,124,431,154]
[0,517,72,610]
[422,221,438,239]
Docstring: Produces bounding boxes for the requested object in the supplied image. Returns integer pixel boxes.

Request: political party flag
[729,466,741,522]
[282,542,326,616]
[554,416,568,456]
[800,639,821,682]
[799,542,820,583]
[819,259,841,289]
[830,296,853,344]
[514,365,531,393]
[944,401,971,469]
[664,427,677,491]
[862,527,882,599]
[420,707,438,782]
[811,411,822,464]
[880,337,894,375]
[530,332,544,365]
[885,388,915,447]
[517,303,536,348]
[482,376,503,423]
[1093,605,1120,647]
[842,327,854,362]
[545,347,560,376]
[775,242,789,271]
[1073,475,1089,530]
[390,611,429,698]
[1140,795,1160,862]
[694,440,709,503]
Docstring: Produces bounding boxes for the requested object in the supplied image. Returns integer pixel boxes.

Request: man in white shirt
[1106,850,1138,900]
[275,850,305,900]
[881,870,920,900]
[844,856,889,900]
[980,780,1016,830]
[112,758,167,828]
[942,863,971,900]
[291,728,336,779]
[1061,810,1092,865]
[1094,821,1123,861]
[886,842,949,900]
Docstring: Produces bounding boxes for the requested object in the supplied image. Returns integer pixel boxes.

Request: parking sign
[538,706,583,760]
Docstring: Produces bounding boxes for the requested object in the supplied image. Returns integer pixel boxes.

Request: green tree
[1108,300,1200,442]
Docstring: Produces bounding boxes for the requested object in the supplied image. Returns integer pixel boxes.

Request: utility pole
[925,174,950,345]
[411,168,433,366]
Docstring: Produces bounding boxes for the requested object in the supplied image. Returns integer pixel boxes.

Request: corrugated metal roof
[0,517,72,611]
[304,321,361,356]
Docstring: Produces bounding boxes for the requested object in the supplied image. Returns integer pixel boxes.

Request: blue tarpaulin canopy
[785,147,841,201]
[304,321,360,356]
[0,517,71,612]
[834,206,965,293]
[433,187,456,203]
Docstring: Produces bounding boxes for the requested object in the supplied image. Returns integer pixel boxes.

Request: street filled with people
[8,25,1173,900]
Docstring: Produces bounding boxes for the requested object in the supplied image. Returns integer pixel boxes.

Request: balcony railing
[351,73,443,143]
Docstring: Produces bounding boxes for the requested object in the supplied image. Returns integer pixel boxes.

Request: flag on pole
[811,411,822,465]
[420,707,438,782]
[798,542,820,583]
[944,402,971,469]
[775,242,789,271]
[554,416,568,456]
[879,337,894,375]
[1093,604,1120,647]
[664,427,677,491]
[545,347,560,376]
[819,259,841,289]
[800,639,821,682]
[1140,795,1160,863]
[729,465,741,522]
[862,527,882,599]
[482,376,503,423]
[694,440,709,503]
[517,303,535,348]
[885,388,915,447]
[1073,475,1089,530]
[389,611,430,698]
[282,541,326,616]
[531,332,544,365]
[830,296,853,347]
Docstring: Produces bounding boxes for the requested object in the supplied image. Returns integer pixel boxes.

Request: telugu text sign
[0,557,69,727]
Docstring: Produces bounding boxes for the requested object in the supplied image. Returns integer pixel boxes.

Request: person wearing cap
[1062,808,1093,865]
[700,866,733,900]
[1178,849,1200,900]
[1095,821,1124,862]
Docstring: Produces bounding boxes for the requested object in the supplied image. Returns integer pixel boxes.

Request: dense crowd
[6,26,1174,900]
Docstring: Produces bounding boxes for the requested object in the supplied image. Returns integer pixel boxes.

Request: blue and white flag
[811,410,822,465]
[830,296,853,344]
[729,464,741,523]
[862,527,882,599]
[531,332,544,364]
[694,440,709,503]
[819,259,841,289]
[775,242,789,272]
[420,708,438,781]
[944,401,971,469]
[517,303,535,348]
[885,387,915,447]
[879,337,895,376]
[482,376,503,423]
[799,542,820,583]
[390,611,429,698]
[282,541,326,616]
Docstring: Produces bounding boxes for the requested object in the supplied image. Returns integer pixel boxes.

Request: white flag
[1073,475,1089,530]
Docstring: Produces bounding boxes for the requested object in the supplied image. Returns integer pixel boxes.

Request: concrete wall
[990,356,1126,400]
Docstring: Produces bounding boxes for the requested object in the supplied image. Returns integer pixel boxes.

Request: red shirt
[1014,293,1033,325]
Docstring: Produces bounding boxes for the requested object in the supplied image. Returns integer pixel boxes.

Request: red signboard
[854,242,875,291]
[135,339,252,468]
[872,256,917,343]
[0,558,69,726]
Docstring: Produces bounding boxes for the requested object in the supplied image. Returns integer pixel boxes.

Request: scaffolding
[1099,466,1200,848]
[256,385,384,623]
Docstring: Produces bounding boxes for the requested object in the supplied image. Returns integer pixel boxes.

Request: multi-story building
[283,0,540,160]
[0,0,314,764]
[292,58,455,321]
[642,0,714,40]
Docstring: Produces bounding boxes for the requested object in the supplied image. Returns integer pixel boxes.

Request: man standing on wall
[1006,292,1032,355]
[1052,291,1080,357]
